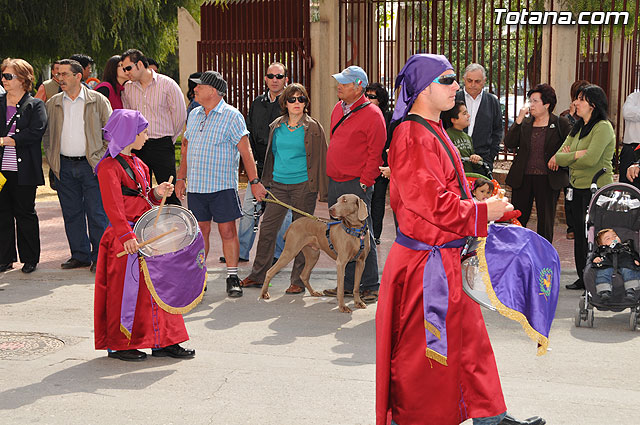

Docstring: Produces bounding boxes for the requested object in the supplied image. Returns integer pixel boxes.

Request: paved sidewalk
[2,190,638,424]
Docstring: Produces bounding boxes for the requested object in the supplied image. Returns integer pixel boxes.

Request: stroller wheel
[587,308,595,328]
[630,310,639,331]
[574,307,582,327]
[575,297,587,327]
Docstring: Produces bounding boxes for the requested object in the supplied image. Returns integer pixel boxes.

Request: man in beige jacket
[43,59,112,272]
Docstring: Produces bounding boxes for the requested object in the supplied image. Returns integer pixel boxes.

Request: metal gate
[198,0,312,116]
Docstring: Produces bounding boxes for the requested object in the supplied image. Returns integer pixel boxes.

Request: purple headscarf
[391,54,454,122]
[94,109,148,174]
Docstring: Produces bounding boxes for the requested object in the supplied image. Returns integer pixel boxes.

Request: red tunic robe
[376,119,506,424]
[94,155,189,350]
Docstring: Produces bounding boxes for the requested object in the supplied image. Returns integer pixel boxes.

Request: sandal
[285,284,305,294]
[361,290,379,304]
[322,287,353,297]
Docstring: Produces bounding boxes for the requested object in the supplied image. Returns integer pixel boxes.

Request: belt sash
[394,230,466,366]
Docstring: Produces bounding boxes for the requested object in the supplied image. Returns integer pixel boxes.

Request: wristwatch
[249,178,261,185]
[360,182,367,190]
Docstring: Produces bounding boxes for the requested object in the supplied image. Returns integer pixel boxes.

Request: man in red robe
[376,54,545,425]
[94,109,195,361]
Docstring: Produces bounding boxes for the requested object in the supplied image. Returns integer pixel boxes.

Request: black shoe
[239,257,249,263]
[226,275,243,298]
[625,289,637,302]
[61,258,91,269]
[21,263,37,274]
[0,262,14,272]
[152,343,195,358]
[272,257,278,266]
[219,256,226,263]
[108,349,147,362]
[90,262,97,273]
[499,413,546,425]
[374,238,381,245]
[566,279,585,290]
[598,290,612,302]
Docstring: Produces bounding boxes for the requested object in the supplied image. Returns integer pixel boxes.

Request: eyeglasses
[1,73,18,81]
[365,93,378,100]
[122,64,137,72]
[266,73,285,80]
[198,114,209,132]
[432,74,457,85]
[286,96,307,104]
[54,72,77,79]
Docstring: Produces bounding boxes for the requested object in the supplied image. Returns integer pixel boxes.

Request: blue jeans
[56,157,108,264]
[595,266,640,292]
[238,183,290,260]
[391,412,506,425]
[328,177,379,292]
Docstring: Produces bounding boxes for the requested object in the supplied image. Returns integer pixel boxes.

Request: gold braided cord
[140,257,206,315]
[425,348,448,366]
[424,320,441,339]
[476,238,549,356]
[119,323,132,340]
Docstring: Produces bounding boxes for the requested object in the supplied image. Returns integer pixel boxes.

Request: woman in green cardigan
[549,85,615,290]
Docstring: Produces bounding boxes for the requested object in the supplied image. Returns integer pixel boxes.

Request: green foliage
[0,0,202,81]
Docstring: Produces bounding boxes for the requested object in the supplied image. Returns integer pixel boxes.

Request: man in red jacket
[324,65,386,303]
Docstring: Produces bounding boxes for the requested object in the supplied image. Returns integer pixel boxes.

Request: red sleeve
[361,109,386,187]
[389,122,488,238]
[97,159,136,244]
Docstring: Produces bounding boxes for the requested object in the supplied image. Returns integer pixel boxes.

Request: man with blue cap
[323,65,386,303]
[375,55,545,425]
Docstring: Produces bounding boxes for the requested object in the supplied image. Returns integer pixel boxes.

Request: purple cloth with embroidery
[395,230,466,361]
[95,109,148,174]
[391,54,454,122]
[485,224,559,341]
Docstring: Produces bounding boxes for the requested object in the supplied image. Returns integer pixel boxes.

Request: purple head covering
[94,109,148,174]
[391,54,454,122]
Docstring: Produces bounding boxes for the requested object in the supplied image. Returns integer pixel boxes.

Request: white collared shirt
[464,88,484,137]
[60,89,87,157]
[623,91,640,145]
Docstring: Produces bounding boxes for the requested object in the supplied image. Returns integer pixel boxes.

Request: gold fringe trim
[425,348,448,366]
[119,323,132,340]
[139,257,206,315]
[424,320,441,339]
[476,237,550,356]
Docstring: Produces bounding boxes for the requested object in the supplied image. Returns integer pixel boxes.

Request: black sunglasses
[1,73,18,81]
[432,74,457,85]
[122,64,136,72]
[266,73,285,80]
[286,96,307,104]
[365,93,378,100]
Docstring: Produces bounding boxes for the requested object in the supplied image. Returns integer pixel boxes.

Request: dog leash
[262,189,329,223]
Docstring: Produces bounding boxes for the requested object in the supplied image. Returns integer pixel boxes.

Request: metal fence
[198,0,312,116]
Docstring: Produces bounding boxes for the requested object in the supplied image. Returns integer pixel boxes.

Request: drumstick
[116,227,178,258]
[153,175,174,227]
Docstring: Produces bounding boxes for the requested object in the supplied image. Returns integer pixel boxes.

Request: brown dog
[260,194,371,313]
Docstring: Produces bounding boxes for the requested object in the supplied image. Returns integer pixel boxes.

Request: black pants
[618,143,640,188]
[569,187,591,282]
[132,136,180,205]
[371,175,390,239]
[0,171,40,264]
[563,186,575,233]
[510,174,559,243]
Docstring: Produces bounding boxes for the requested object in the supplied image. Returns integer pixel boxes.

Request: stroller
[575,169,640,330]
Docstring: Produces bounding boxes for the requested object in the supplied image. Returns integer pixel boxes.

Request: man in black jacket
[454,63,503,172]
[235,62,291,263]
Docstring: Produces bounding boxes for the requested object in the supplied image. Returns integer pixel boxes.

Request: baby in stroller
[592,228,640,302]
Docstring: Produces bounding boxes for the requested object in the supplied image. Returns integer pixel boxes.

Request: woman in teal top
[241,83,328,294]
[549,84,615,290]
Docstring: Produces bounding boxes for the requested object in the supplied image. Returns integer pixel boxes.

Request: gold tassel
[476,238,550,356]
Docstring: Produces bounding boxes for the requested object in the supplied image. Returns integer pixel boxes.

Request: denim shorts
[188,189,243,223]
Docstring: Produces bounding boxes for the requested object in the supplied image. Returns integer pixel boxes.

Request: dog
[260,194,371,313]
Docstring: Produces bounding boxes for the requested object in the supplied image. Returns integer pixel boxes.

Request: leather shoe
[0,262,13,272]
[108,349,147,362]
[227,275,243,297]
[61,258,91,269]
[90,262,97,273]
[566,279,585,290]
[152,344,195,358]
[21,263,37,274]
[219,256,249,263]
[240,277,262,288]
[499,413,546,425]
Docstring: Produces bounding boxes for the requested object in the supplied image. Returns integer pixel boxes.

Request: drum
[133,205,199,257]
[461,237,497,311]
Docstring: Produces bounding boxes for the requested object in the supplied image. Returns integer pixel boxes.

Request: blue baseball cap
[332,66,368,88]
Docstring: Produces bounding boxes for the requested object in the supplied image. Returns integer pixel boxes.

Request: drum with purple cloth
[461,237,497,311]
[133,205,199,256]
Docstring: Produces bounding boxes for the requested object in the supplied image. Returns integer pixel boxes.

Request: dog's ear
[357,198,368,221]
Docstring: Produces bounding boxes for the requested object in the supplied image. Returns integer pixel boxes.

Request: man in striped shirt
[121,49,186,205]
[176,71,266,298]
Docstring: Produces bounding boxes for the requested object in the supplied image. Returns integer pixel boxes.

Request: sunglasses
[1,73,18,81]
[266,73,285,80]
[122,64,137,72]
[286,96,307,104]
[432,74,457,85]
[365,93,378,100]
